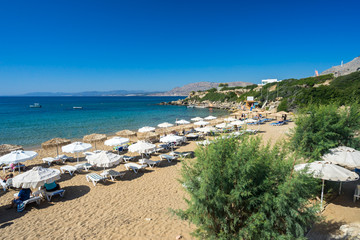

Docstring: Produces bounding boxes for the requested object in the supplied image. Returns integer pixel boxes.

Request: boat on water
[187,105,195,108]
[29,103,41,108]
[195,105,207,109]
[73,106,83,109]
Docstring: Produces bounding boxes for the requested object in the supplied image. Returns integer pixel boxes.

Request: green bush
[277,98,289,112]
[175,137,319,239]
[290,103,360,161]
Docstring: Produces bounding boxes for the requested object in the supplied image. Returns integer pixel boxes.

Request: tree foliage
[175,137,319,239]
[290,103,360,161]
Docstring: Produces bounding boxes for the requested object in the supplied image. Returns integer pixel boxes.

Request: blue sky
[0,0,359,95]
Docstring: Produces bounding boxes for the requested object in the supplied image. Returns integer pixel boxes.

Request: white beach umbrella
[204,116,217,120]
[191,117,203,122]
[87,151,121,169]
[215,122,232,128]
[294,161,359,209]
[128,141,156,157]
[138,126,156,133]
[245,118,258,123]
[322,146,360,168]
[62,142,92,162]
[104,137,129,146]
[160,135,185,143]
[224,117,237,122]
[157,122,174,128]
[175,119,190,125]
[194,120,210,126]
[195,126,217,133]
[12,166,61,189]
[0,150,38,172]
[230,120,246,126]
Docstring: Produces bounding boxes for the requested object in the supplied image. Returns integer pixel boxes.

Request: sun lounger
[139,158,161,168]
[354,185,360,202]
[43,157,65,166]
[1,178,12,191]
[122,155,135,162]
[124,163,147,173]
[15,190,43,211]
[160,154,178,162]
[3,164,26,173]
[169,151,194,159]
[101,169,126,180]
[74,163,93,171]
[44,189,65,201]
[86,173,107,186]
[60,165,78,176]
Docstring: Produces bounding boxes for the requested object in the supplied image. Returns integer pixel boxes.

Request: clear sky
[0,0,359,95]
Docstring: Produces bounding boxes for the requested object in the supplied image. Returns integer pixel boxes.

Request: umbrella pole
[339,182,342,195]
[18,163,21,173]
[320,179,325,210]
[56,146,59,157]
[77,152,79,163]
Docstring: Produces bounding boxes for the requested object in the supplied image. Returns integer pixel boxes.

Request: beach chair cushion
[75,163,92,171]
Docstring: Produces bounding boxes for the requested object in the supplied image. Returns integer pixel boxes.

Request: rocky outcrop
[321,57,360,77]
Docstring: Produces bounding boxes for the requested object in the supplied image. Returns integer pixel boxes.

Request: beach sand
[1,121,358,239]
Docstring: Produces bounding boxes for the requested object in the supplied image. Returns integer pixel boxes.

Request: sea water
[0,96,228,148]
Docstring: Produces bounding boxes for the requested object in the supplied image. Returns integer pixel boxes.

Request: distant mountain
[153,81,253,96]
[21,90,160,96]
[321,56,360,77]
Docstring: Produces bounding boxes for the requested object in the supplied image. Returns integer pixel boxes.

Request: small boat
[187,105,195,108]
[29,103,41,108]
[73,106,83,109]
[195,105,207,109]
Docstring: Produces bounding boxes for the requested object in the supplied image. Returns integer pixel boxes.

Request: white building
[258,79,279,86]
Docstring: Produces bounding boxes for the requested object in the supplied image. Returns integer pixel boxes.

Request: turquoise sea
[0,96,228,148]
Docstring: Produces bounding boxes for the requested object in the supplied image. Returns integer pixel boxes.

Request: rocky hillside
[321,56,360,77]
[154,81,253,96]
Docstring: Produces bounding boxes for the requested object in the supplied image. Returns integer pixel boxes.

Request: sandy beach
[0,120,359,239]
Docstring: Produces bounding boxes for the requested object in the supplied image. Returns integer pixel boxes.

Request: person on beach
[1,173,13,183]
[43,181,61,192]
[8,188,32,209]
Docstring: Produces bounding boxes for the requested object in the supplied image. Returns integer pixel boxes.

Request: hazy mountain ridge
[153,81,253,96]
[21,90,158,96]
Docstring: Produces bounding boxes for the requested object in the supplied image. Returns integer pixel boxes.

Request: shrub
[277,98,289,112]
[290,103,360,161]
[175,137,319,239]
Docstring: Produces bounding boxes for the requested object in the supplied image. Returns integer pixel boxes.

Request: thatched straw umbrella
[116,129,136,138]
[41,138,71,156]
[0,144,23,157]
[137,131,159,142]
[83,133,106,150]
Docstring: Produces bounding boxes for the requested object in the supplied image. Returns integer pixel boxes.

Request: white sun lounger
[124,163,147,173]
[75,163,93,171]
[43,157,65,166]
[3,164,25,173]
[101,169,126,180]
[15,190,42,209]
[60,165,78,176]
[1,178,12,191]
[44,189,65,201]
[122,155,135,162]
[160,154,178,162]
[354,185,360,202]
[139,158,161,168]
[86,173,107,186]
